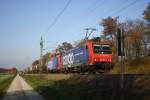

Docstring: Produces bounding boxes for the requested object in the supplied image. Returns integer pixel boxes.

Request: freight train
[47,41,112,73]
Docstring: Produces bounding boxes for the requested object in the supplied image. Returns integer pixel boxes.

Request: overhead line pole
[39,0,72,74]
[117,25,125,90]
[39,36,44,75]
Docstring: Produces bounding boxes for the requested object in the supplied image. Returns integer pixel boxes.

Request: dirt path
[2,74,44,100]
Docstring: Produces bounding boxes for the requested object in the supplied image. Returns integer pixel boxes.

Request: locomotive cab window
[93,44,111,54]
[86,45,88,49]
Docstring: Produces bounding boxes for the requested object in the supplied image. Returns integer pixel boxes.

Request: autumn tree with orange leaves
[101,16,118,63]
[101,3,150,61]
[101,16,118,41]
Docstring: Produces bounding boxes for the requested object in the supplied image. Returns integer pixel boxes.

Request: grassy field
[0,74,16,99]
[22,74,150,100]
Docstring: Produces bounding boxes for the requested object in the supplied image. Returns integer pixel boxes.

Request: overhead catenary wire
[101,0,129,17]
[42,0,72,36]
[85,0,142,30]
[88,0,105,14]
[110,0,141,16]
[40,0,72,57]
[77,0,127,34]
[75,0,141,43]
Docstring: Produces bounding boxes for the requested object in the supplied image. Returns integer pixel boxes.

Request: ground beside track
[22,59,150,100]
[22,73,150,100]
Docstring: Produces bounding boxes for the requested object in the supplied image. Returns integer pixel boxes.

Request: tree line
[101,3,150,63]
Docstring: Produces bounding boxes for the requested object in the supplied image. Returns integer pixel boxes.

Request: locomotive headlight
[94,59,97,61]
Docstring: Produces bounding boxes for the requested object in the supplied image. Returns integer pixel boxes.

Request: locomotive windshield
[93,44,111,54]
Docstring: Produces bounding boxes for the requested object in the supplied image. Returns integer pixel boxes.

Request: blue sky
[0,0,149,70]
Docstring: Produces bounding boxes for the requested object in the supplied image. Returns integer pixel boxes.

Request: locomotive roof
[62,41,112,55]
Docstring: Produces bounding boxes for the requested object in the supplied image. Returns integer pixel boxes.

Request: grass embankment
[110,58,150,74]
[22,74,73,100]
[0,74,16,99]
[22,74,150,100]
[22,58,150,100]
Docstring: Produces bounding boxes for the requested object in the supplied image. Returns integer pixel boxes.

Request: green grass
[22,58,150,100]
[22,74,150,100]
[0,74,16,99]
[22,74,74,100]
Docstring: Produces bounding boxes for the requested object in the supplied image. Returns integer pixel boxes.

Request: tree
[74,39,86,47]
[101,16,118,63]
[56,42,73,53]
[124,19,145,59]
[32,60,39,72]
[144,3,150,23]
[143,3,150,57]
[101,16,118,41]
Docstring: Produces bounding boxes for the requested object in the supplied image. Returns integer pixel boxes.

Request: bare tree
[144,3,150,23]
[124,19,145,59]
[32,60,39,73]
[56,42,73,53]
[143,3,150,57]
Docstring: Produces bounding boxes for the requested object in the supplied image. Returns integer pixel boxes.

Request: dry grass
[110,58,150,74]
